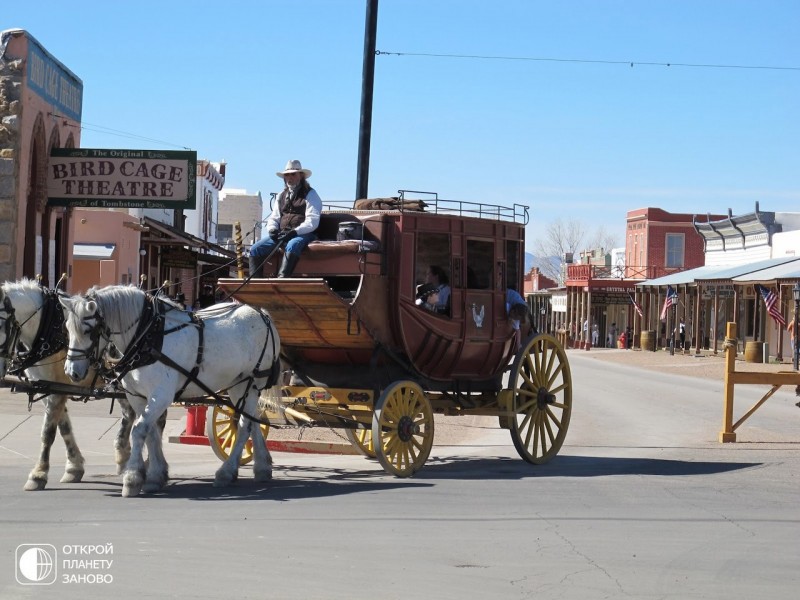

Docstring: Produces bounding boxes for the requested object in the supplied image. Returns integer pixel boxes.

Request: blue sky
[4,1,799,252]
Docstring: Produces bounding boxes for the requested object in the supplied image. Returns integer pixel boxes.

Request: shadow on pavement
[412,454,762,480]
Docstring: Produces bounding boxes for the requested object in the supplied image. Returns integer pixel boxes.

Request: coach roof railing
[314,190,529,225]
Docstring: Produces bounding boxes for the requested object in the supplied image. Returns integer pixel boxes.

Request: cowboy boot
[249,254,264,279]
[277,252,300,278]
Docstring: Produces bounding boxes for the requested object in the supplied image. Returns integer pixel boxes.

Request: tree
[532,220,621,285]
[532,218,587,284]
[588,226,620,254]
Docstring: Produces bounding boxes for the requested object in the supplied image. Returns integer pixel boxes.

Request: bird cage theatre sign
[47,148,197,209]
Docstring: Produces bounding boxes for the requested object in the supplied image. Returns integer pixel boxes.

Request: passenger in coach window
[416,265,451,315]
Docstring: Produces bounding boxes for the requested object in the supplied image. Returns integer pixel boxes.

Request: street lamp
[793,282,800,371]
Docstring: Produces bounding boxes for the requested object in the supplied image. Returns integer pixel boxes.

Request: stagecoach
[0,193,573,494]
[211,192,573,476]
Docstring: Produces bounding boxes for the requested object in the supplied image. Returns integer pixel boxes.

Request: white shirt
[266,187,322,236]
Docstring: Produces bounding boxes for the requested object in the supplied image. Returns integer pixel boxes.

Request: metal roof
[696,256,800,282]
[638,256,800,287]
[732,258,800,283]
[637,265,727,287]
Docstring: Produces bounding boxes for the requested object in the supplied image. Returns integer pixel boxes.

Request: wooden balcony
[566,264,681,282]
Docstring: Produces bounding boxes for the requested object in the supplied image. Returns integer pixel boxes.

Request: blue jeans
[249,231,317,260]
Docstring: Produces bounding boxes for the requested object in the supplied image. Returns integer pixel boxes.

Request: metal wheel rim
[206,405,270,466]
[345,427,377,458]
[372,381,434,477]
[508,334,572,464]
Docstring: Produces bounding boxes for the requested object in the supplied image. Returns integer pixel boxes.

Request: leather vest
[278,182,311,230]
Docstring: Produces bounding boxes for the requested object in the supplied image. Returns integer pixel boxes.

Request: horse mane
[1,278,45,314]
[88,285,146,334]
[3,277,44,295]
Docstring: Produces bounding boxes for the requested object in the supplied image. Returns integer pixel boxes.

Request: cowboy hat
[276,159,311,178]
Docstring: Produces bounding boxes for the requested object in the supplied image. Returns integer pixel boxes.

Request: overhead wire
[375,50,800,72]
[50,113,192,149]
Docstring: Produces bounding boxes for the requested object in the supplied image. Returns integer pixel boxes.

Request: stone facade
[0,29,83,288]
[0,48,21,282]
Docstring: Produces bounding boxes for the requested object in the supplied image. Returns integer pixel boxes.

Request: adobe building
[217,187,264,251]
[0,29,83,288]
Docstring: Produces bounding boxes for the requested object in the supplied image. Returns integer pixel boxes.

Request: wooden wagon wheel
[505,333,572,464]
[206,405,270,466]
[345,426,377,458]
[372,380,434,477]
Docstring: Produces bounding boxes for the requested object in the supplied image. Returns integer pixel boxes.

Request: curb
[168,434,358,456]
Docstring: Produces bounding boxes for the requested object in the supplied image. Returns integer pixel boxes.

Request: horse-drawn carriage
[0,193,572,495]
[215,193,573,477]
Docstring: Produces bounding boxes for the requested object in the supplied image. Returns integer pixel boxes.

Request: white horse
[0,279,136,490]
[60,285,281,497]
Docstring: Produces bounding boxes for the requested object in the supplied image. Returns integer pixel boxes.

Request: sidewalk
[573,344,799,382]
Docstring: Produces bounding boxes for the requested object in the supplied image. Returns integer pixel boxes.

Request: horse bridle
[0,294,19,361]
[0,289,70,375]
[65,301,113,376]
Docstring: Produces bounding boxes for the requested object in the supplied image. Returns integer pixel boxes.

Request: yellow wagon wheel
[206,405,270,466]
[372,381,434,477]
[506,334,572,464]
[345,427,377,458]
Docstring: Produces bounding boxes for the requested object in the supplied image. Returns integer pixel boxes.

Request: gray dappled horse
[60,285,281,497]
[0,279,137,490]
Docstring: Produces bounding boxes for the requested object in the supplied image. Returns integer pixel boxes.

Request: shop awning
[141,217,235,259]
[74,243,116,259]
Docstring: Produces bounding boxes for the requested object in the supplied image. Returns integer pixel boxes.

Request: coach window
[415,233,451,313]
[466,240,493,289]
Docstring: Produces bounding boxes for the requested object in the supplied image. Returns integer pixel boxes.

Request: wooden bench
[264,212,383,277]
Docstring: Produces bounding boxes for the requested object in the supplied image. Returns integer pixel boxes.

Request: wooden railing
[566,264,682,281]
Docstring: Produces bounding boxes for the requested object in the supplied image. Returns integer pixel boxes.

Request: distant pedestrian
[608,322,617,348]
[591,323,599,347]
[679,317,686,349]
[625,325,633,349]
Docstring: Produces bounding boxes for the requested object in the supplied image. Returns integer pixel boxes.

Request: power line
[51,113,192,149]
[80,121,193,149]
[376,50,800,72]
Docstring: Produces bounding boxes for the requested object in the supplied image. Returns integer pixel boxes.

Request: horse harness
[84,292,280,423]
[0,287,70,376]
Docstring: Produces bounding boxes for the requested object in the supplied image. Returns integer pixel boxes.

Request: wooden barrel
[744,341,764,363]
[640,330,656,352]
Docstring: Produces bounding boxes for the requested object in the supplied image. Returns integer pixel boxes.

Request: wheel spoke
[373,381,433,477]
[508,334,572,465]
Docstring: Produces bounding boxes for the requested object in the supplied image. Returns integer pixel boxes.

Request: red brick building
[625,208,724,279]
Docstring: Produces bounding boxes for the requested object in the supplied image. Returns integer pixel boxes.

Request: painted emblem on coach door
[471,304,485,328]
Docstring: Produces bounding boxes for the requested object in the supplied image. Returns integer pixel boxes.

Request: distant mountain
[525,252,535,272]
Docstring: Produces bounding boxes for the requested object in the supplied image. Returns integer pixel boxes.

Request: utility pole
[355,0,379,201]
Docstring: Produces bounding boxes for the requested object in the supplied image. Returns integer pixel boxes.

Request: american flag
[660,285,678,320]
[755,284,786,327]
[628,293,644,318]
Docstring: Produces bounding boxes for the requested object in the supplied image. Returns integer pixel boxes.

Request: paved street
[0,349,798,599]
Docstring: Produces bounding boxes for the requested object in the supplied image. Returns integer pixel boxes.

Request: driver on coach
[249,159,322,278]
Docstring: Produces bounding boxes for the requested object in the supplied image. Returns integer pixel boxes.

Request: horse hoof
[23,478,46,491]
[121,483,142,497]
[142,477,168,493]
[60,470,84,484]
[213,469,235,487]
[254,469,273,483]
